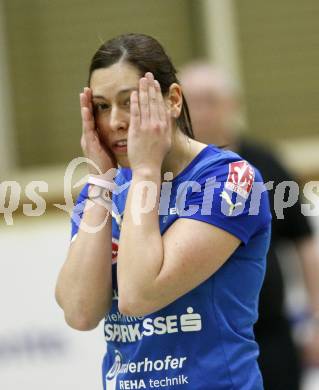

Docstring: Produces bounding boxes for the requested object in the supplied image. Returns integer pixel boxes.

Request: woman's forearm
[55,199,113,330]
[298,237,319,315]
[117,168,164,314]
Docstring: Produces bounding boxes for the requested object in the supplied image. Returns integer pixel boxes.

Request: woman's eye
[95,103,110,111]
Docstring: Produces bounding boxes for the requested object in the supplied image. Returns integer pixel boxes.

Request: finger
[79,91,87,109]
[145,72,159,122]
[81,106,95,133]
[81,88,93,117]
[139,77,149,125]
[80,89,93,118]
[130,90,140,132]
[80,94,95,135]
[84,87,94,114]
[80,92,95,127]
[80,91,92,115]
[154,80,166,122]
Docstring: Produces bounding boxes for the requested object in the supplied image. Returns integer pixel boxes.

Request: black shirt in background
[238,139,313,332]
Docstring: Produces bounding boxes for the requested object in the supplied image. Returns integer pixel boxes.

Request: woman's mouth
[112,139,127,153]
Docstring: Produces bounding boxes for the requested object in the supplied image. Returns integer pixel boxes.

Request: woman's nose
[109,107,128,132]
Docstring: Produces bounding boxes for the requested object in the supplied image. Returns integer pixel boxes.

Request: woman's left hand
[128,72,172,173]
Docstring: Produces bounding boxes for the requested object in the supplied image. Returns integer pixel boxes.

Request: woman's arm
[55,87,116,330]
[117,73,240,316]
[117,168,240,317]
[55,195,113,330]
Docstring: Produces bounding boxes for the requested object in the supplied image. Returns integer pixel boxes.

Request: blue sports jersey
[71,145,271,390]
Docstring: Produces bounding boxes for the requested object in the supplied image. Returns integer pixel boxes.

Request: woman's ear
[167,83,183,118]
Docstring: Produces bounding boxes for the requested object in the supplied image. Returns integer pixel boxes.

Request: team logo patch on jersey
[220,190,243,216]
[112,238,119,264]
[225,160,254,199]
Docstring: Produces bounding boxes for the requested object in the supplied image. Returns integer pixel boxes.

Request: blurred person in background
[180,62,319,390]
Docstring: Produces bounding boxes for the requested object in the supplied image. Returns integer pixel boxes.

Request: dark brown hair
[88,33,194,138]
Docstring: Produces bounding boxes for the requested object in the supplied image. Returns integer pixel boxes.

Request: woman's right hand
[80,87,117,174]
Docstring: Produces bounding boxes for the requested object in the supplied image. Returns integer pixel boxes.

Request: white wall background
[0,213,105,390]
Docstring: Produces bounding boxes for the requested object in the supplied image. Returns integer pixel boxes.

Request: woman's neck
[161,129,207,179]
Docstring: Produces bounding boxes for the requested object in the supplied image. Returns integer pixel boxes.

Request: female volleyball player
[55,33,271,389]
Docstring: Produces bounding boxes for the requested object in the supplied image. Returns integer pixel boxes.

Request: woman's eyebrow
[92,88,137,100]
[92,95,107,100]
[118,87,137,95]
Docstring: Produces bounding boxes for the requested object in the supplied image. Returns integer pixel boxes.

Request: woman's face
[90,61,140,167]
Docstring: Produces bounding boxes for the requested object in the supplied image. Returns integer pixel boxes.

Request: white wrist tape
[87,185,113,211]
[87,175,116,191]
